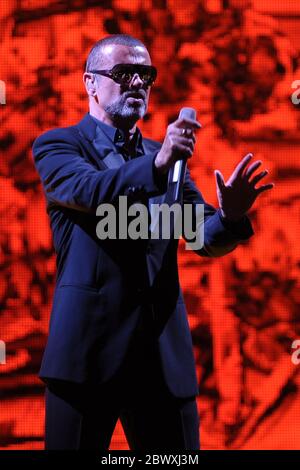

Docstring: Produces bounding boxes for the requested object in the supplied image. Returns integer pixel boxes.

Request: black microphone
[168,107,197,203]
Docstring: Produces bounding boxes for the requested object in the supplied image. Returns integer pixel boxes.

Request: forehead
[100,44,151,68]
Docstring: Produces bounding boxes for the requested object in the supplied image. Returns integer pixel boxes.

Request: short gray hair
[85,34,148,72]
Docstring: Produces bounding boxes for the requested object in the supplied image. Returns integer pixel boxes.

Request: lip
[126,94,144,100]
[126,96,144,103]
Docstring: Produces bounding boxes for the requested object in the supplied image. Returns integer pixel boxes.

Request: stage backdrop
[1,0,300,450]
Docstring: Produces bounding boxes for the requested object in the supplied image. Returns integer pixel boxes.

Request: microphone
[169,107,197,203]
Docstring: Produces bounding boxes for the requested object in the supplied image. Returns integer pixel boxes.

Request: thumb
[214,170,226,190]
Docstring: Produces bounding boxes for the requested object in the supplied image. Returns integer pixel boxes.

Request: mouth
[126,93,145,101]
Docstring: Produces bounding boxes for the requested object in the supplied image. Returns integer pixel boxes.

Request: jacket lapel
[93,125,126,168]
[76,113,125,170]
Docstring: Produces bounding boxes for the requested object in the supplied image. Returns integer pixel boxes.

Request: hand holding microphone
[154,107,201,201]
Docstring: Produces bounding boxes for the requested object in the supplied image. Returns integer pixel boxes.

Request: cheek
[99,84,120,103]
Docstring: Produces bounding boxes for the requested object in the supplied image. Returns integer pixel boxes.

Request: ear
[83,72,97,97]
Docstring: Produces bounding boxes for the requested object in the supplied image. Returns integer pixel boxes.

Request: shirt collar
[89,113,144,157]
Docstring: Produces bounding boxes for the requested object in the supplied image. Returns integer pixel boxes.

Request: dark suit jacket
[32,112,254,398]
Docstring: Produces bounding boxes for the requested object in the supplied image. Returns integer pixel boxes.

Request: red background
[1,0,300,450]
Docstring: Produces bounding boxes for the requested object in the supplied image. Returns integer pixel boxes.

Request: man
[32,34,274,450]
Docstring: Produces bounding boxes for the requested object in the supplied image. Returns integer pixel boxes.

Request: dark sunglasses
[88,63,157,87]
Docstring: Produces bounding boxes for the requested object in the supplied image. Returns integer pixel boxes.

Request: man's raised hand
[215,153,275,222]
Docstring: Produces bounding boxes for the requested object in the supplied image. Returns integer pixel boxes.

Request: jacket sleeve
[32,128,166,214]
[182,168,254,257]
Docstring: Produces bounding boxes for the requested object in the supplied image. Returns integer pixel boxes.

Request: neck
[89,108,137,137]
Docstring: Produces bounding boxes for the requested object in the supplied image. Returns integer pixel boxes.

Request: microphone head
[179,107,197,120]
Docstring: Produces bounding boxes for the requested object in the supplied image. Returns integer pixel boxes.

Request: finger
[214,170,226,189]
[232,153,253,180]
[182,129,196,141]
[176,128,196,142]
[176,117,202,130]
[179,138,195,150]
[174,143,194,158]
[250,170,269,186]
[255,183,275,195]
[244,160,262,179]
[177,134,196,146]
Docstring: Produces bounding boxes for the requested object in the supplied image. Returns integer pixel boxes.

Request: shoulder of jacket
[32,125,79,151]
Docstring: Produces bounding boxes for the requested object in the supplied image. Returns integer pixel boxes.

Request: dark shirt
[89,113,144,161]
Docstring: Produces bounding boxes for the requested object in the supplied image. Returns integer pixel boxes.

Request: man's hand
[215,153,275,222]
[154,116,201,174]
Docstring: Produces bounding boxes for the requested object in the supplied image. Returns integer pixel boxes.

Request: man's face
[84,44,152,128]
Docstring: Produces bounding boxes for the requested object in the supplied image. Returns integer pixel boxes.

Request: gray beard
[104,96,146,127]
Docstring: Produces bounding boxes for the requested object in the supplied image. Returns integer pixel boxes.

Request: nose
[129,72,144,88]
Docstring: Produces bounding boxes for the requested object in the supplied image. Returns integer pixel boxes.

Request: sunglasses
[88,63,157,87]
